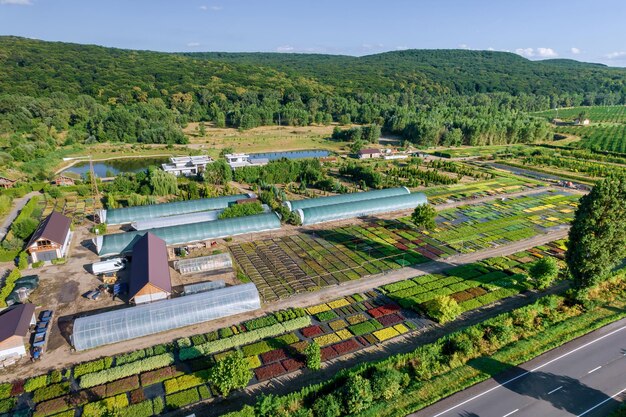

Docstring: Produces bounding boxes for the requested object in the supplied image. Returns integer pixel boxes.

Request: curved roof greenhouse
[72,283,261,351]
[297,192,427,225]
[100,194,250,225]
[284,187,409,211]
[95,212,281,256]
[131,210,221,230]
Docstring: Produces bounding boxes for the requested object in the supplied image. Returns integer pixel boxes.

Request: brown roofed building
[51,175,75,186]
[0,177,16,189]
[26,212,72,263]
[129,233,172,304]
[357,148,382,159]
[0,303,36,362]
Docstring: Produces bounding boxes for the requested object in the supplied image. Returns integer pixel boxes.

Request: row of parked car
[31,310,53,361]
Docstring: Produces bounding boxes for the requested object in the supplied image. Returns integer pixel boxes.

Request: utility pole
[89,155,100,211]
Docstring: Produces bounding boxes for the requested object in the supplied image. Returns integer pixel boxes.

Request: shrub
[24,375,49,392]
[115,349,148,366]
[312,393,341,417]
[0,397,16,414]
[79,353,175,388]
[0,383,12,400]
[210,352,253,397]
[166,387,200,410]
[73,359,107,379]
[177,337,192,348]
[244,315,278,331]
[82,393,129,417]
[105,375,140,397]
[370,367,409,400]
[198,384,212,400]
[304,342,321,370]
[119,400,154,417]
[425,295,463,324]
[343,374,373,414]
[0,268,21,307]
[164,370,210,394]
[140,365,179,386]
[313,333,341,347]
[242,341,272,357]
[373,327,401,342]
[153,397,164,415]
[254,363,287,381]
[32,382,71,403]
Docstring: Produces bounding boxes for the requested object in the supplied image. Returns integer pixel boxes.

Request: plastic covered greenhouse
[131,210,221,230]
[184,280,226,295]
[72,283,261,350]
[174,253,233,275]
[99,194,250,225]
[95,212,281,256]
[284,187,409,212]
[297,192,428,225]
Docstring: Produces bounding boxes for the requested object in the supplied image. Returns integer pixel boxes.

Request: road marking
[426,324,626,417]
[547,386,563,395]
[587,366,602,374]
[502,409,519,417]
[577,386,626,416]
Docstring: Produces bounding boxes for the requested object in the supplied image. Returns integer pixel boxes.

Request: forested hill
[1,36,626,101]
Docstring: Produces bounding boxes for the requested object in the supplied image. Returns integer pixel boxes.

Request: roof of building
[0,303,35,343]
[285,187,410,212]
[129,233,171,299]
[358,148,381,155]
[27,212,71,247]
[0,177,16,183]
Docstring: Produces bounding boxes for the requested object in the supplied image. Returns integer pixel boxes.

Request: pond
[249,150,330,161]
[62,157,170,177]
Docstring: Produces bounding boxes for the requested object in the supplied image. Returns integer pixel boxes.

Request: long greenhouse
[297,192,427,225]
[131,210,221,231]
[95,212,281,256]
[284,187,409,211]
[72,283,261,351]
[99,194,251,225]
[174,253,233,275]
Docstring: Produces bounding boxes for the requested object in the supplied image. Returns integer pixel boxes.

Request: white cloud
[570,47,581,54]
[606,51,626,60]
[199,5,207,10]
[0,0,32,5]
[276,45,295,52]
[187,42,201,47]
[537,47,557,57]
[199,5,222,11]
[515,48,534,58]
[487,47,495,51]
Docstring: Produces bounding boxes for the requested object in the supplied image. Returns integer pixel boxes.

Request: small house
[129,233,172,304]
[0,177,16,189]
[26,212,72,263]
[357,148,383,159]
[161,155,213,176]
[0,303,36,362]
[51,175,75,186]
[574,118,591,126]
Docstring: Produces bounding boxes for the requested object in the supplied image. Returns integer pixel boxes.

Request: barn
[129,233,172,304]
[26,212,72,263]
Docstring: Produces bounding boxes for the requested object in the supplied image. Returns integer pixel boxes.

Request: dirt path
[0,191,40,242]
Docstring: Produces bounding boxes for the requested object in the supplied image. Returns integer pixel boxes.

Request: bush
[370,367,408,400]
[79,353,175,388]
[17,252,28,270]
[105,375,140,397]
[209,352,253,397]
[0,382,12,400]
[312,393,341,417]
[164,370,210,394]
[73,359,107,379]
[82,393,129,417]
[114,349,147,366]
[0,397,16,414]
[424,295,463,324]
[153,397,164,415]
[0,269,21,307]
[165,387,200,409]
[24,375,48,392]
[343,374,373,414]
[119,400,154,417]
[32,382,70,403]
[304,342,321,370]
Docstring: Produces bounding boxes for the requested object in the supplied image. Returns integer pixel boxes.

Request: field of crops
[556,124,626,154]
[535,105,626,123]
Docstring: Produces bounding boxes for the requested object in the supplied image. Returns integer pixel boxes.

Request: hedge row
[0,383,10,400]
[0,398,15,414]
[118,400,154,417]
[0,269,21,308]
[73,357,113,379]
[32,382,71,404]
[82,393,128,417]
[79,353,175,388]
[24,375,48,392]
[180,316,311,360]
[165,387,200,410]
[163,370,210,395]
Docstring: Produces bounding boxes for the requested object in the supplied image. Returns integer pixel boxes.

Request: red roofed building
[0,303,36,362]
[0,177,16,189]
[129,233,172,304]
[357,148,382,159]
[26,212,72,263]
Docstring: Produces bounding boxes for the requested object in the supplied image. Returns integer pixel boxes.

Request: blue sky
[1,0,625,66]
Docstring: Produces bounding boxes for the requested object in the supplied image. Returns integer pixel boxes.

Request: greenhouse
[131,210,221,230]
[174,253,233,275]
[95,213,281,256]
[284,187,409,212]
[72,283,261,351]
[183,280,226,295]
[99,194,251,225]
[297,192,428,225]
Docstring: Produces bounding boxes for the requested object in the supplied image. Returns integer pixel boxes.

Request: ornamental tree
[411,204,437,230]
[209,352,253,397]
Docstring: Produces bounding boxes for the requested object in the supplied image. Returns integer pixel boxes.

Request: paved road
[0,191,39,242]
[411,317,626,417]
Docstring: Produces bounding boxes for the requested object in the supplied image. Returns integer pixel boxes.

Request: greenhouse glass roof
[285,187,409,212]
[297,192,427,225]
[72,283,261,350]
[101,194,249,225]
[96,212,281,256]
[131,210,221,230]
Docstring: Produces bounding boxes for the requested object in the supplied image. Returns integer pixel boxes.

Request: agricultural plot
[423,175,545,204]
[43,193,97,225]
[535,106,626,123]
[556,124,626,154]
[411,191,578,254]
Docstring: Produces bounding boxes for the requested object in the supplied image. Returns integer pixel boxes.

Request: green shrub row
[114,343,173,366]
[118,400,154,417]
[180,316,311,360]
[316,310,339,322]
[0,269,21,308]
[24,374,48,392]
[32,382,71,403]
[82,393,129,417]
[73,357,113,379]
[165,387,200,410]
[0,383,10,400]
[0,398,15,414]
[163,370,210,395]
[79,353,175,388]
[244,315,278,331]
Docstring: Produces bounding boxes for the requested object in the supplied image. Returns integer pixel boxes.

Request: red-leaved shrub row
[129,388,146,404]
[254,363,287,381]
[281,358,305,372]
[332,339,360,355]
[301,325,324,338]
[368,304,401,318]
[356,336,370,347]
[140,366,181,387]
[320,346,338,362]
[377,313,404,327]
[261,349,287,364]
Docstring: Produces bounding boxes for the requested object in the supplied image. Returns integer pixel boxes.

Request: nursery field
[555,124,626,154]
[534,105,626,123]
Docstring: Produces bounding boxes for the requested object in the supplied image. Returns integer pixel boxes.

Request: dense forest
[2,36,626,178]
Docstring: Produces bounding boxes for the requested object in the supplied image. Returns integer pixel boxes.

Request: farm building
[71,283,261,350]
[98,193,251,225]
[95,212,282,256]
[161,155,213,176]
[357,148,383,159]
[26,212,72,263]
[129,233,172,304]
[0,177,16,189]
[0,303,36,363]
[296,192,428,225]
[51,175,75,186]
[284,187,409,212]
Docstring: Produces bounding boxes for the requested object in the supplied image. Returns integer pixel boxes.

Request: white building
[225,153,269,169]
[161,155,213,176]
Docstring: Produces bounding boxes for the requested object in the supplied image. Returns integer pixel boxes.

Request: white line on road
[577,386,626,416]
[426,324,626,417]
[587,366,602,374]
[547,385,563,395]
[502,409,519,417]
